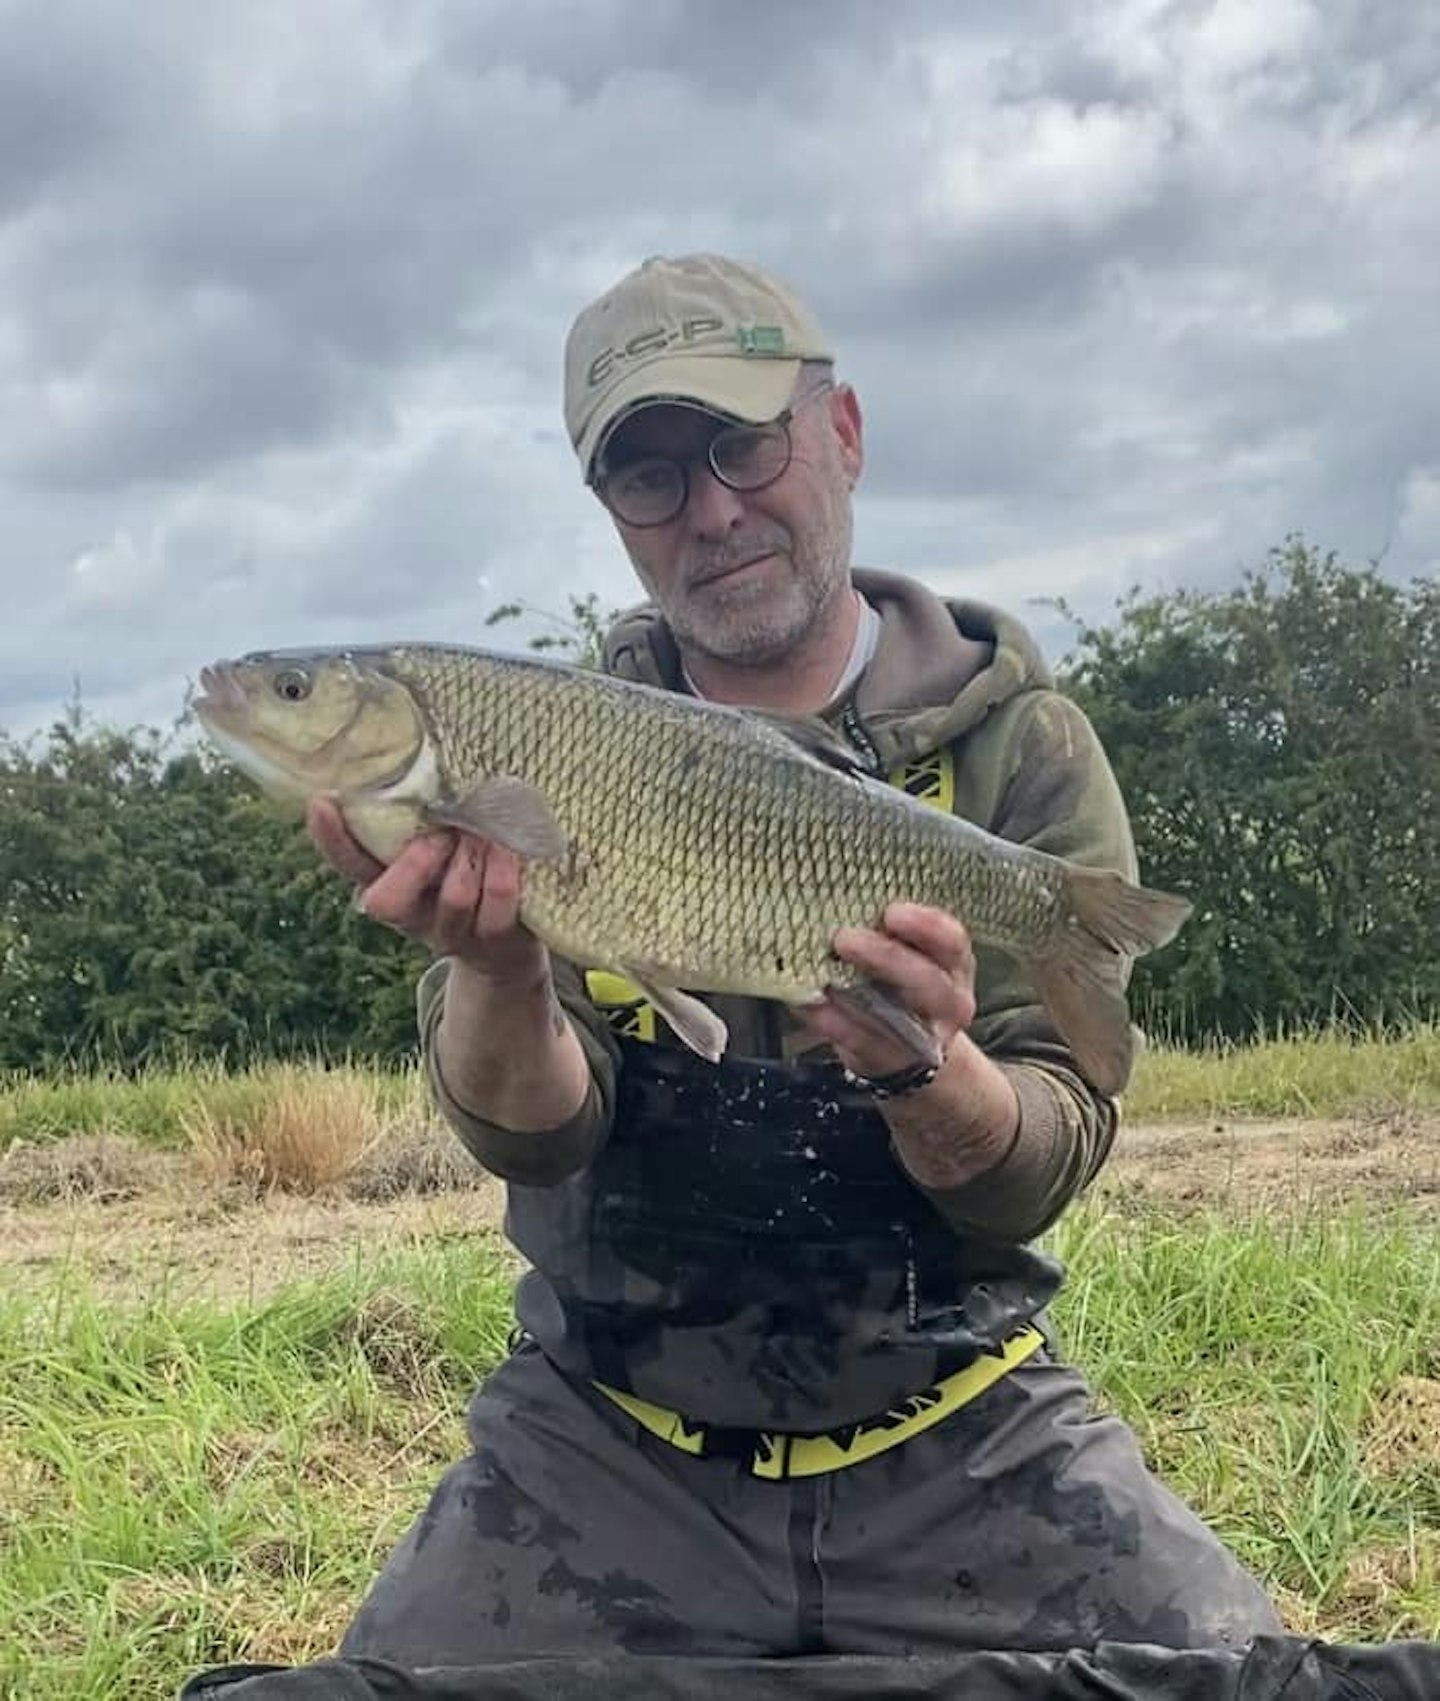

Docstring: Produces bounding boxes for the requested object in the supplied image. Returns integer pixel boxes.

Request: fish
[192,642,1192,1094]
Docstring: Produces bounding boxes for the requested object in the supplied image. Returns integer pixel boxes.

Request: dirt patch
[1,1113,1434,1307]
[0,1166,507,1305]
[1098,1109,1439,1213]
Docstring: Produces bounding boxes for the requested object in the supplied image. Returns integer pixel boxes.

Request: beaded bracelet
[842,1058,942,1099]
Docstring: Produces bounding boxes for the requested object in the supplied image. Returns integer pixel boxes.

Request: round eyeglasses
[594,381,835,529]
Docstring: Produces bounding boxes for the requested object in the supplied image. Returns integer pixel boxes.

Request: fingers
[472,842,525,938]
[305,797,538,971]
[364,832,540,978]
[831,903,976,1025]
[359,833,455,927]
[796,904,978,1081]
[431,838,525,949]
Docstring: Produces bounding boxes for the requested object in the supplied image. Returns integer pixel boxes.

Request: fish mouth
[193,661,247,721]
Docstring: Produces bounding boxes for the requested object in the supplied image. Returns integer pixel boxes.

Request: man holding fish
[249,255,1281,1661]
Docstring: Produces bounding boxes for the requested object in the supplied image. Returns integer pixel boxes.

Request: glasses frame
[594,379,836,529]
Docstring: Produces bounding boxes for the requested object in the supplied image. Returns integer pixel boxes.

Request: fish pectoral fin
[621,967,728,1063]
[822,983,942,1068]
[423,776,571,863]
[750,712,872,780]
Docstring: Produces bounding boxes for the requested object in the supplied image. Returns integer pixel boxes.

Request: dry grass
[183,1063,388,1195]
[1361,1376,1440,1479]
[339,1289,454,1398]
[344,1117,485,1200]
[0,1132,169,1206]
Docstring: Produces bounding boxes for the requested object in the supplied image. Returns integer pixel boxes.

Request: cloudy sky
[3,0,1436,740]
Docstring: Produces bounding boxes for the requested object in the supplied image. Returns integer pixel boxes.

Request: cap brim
[579,355,802,478]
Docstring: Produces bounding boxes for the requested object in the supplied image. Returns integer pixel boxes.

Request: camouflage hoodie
[417,569,1139,1423]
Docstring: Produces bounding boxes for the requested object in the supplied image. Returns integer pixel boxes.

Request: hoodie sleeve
[416,955,620,1186]
[913,690,1136,1242]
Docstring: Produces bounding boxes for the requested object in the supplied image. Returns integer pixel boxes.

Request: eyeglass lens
[599,381,832,528]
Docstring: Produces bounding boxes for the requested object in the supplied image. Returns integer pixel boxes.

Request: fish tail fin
[1027,866,1192,1096]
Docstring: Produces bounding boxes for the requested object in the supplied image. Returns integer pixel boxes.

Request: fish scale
[383,645,1059,1002]
[193,641,1193,1093]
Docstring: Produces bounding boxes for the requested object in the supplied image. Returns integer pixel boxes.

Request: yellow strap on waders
[595,1324,1043,1479]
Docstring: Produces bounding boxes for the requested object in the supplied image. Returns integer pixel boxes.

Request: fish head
[193,649,427,805]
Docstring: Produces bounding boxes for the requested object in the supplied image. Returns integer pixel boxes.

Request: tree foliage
[0,711,425,1071]
[1057,537,1437,1042]
[0,540,1431,1072]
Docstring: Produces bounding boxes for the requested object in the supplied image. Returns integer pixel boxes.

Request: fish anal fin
[423,775,570,863]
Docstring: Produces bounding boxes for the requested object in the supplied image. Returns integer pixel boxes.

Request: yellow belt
[594,1324,1044,1480]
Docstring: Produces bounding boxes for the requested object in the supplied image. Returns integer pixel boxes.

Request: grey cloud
[6,4,850,492]
[0,0,1436,738]
[16,295,387,489]
[0,8,142,215]
[434,0,1030,106]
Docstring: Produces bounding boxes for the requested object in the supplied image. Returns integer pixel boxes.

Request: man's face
[597,379,864,668]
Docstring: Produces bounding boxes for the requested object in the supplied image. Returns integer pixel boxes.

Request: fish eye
[272,667,312,703]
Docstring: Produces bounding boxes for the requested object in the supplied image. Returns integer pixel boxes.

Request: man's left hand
[794,901,977,1083]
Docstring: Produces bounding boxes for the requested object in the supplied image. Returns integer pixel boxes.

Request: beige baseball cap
[564,252,834,479]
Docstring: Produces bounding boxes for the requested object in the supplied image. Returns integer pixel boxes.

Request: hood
[603,567,1055,769]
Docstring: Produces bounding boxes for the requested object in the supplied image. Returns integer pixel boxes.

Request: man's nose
[684,463,747,536]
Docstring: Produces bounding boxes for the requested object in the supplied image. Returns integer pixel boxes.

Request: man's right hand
[306,797,547,982]
[307,797,592,1134]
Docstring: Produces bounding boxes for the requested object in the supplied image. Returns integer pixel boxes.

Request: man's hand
[308,799,591,1132]
[795,901,1021,1191]
[795,901,977,1082]
[307,798,545,983]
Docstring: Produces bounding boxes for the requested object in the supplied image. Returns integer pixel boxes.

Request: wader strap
[595,1323,1043,1479]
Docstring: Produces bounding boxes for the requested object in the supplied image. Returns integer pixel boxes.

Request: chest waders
[508,745,1060,1436]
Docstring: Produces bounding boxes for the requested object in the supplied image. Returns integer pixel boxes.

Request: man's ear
[831,383,864,487]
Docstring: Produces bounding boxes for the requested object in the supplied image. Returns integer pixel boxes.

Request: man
[310,253,1280,1664]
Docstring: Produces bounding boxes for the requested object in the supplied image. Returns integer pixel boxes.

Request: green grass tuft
[1125,1021,1438,1121]
[0,1243,515,1698]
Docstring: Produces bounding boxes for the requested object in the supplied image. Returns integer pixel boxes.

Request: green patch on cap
[737,324,787,355]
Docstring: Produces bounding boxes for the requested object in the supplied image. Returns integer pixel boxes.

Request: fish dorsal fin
[749,711,871,779]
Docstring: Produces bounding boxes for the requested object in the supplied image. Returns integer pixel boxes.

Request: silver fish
[193,643,1191,1093]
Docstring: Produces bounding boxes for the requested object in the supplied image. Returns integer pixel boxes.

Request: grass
[1,1022,1435,1161]
[0,1058,430,1156]
[1047,1205,1440,1635]
[0,1028,1437,1694]
[1126,1021,1438,1122]
[0,1246,516,1699]
[0,1203,1434,1695]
